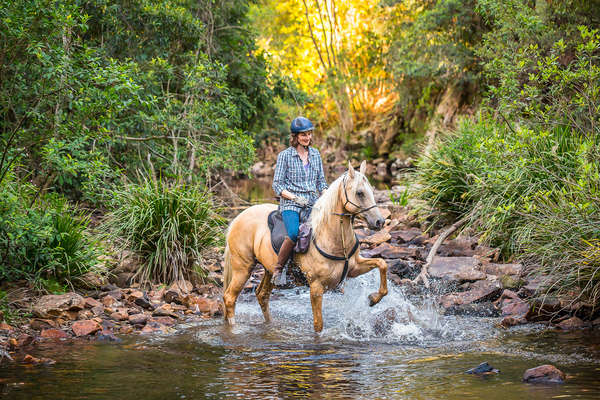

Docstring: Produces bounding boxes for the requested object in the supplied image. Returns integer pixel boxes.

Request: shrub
[106,177,224,285]
[0,172,99,287]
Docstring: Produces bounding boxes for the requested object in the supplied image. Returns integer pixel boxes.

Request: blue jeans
[281,210,300,243]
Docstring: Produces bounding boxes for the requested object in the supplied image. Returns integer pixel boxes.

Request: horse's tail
[223,240,232,291]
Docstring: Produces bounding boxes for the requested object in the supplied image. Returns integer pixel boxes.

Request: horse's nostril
[376,218,384,229]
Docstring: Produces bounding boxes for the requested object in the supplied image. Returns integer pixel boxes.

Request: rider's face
[297,130,312,147]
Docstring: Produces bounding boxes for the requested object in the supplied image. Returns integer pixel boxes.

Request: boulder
[501,315,526,327]
[466,362,500,375]
[40,329,70,339]
[371,308,398,336]
[102,295,118,308]
[440,280,502,309]
[501,298,530,317]
[84,297,103,309]
[526,297,562,322]
[33,293,85,318]
[445,302,500,317]
[556,316,587,330]
[109,309,129,321]
[184,295,221,316]
[362,230,392,246]
[480,263,523,277]
[71,320,102,336]
[523,365,565,384]
[30,319,58,331]
[152,304,180,319]
[394,228,423,244]
[163,288,183,304]
[428,257,486,282]
[128,313,149,326]
[75,271,107,289]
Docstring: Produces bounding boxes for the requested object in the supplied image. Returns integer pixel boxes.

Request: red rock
[152,304,180,318]
[128,314,149,325]
[78,309,94,320]
[501,298,530,317]
[428,257,486,282]
[523,364,565,383]
[119,326,134,334]
[363,230,392,246]
[169,280,193,295]
[22,354,41,364]
[163,288,182,304]
[150,316,176,326]
[0,322,13,331]
[109,310,129,321]
[32,293,85,318]
[41,329,70,339]
[90,305,105,316]
[184,296,221,315]
[440,280,502,308]
[395,228,423,243]
[556,316,586,330]
[84,297,102,308]
[127,290,145,303]
[30,319,58,331]
[15,334,34,347]
[141,322,173,334]
[71,320,102,336]
[501,316,526,328]
[102,295,117,307]
[480,263,523,277]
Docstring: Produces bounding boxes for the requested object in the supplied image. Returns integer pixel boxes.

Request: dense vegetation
[0,0,281,289]
[1,0,599,308]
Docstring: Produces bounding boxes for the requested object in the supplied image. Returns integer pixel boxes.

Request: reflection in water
[1,276,600,399]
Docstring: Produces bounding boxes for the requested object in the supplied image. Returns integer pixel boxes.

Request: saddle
[267,210,312,254]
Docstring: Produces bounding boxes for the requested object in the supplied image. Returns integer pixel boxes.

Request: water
[2,273,600,399]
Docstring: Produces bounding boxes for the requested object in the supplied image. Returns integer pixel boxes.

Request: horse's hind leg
[223,257,253,326]
[255,268,274,323]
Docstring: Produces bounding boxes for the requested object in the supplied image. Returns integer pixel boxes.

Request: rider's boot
[271,237,295,286]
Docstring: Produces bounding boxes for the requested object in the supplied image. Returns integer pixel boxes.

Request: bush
[417,117,591,255]
[106,177,224,285]
[0,172,99,287]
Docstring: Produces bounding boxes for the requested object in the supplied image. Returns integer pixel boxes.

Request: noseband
[333,173,378,222]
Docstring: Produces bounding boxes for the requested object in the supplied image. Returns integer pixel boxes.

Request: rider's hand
[293,195,310,207]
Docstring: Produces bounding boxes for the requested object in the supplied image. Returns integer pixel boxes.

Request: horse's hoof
[368,294,378,307]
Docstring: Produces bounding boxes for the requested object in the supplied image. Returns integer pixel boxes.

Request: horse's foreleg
[309,281,325,332]
[348,256,388,307]
[256,268,274,323]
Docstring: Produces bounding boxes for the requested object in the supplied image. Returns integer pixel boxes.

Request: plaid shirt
[272,146,328,212]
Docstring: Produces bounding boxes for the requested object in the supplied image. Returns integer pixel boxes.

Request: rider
[271,116,328,284]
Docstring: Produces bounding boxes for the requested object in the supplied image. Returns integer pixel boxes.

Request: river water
[2,274,600,399]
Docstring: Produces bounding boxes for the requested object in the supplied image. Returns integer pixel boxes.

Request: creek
[1,276,599,399]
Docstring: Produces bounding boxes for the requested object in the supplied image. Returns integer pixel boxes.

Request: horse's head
[341,161,386,230]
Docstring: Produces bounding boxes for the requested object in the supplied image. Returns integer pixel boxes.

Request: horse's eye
[357,191,364,197]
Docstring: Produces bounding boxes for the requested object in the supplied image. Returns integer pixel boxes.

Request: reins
[312,173,378,287]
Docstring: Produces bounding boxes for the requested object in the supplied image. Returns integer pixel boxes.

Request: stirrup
[271,265,287,286]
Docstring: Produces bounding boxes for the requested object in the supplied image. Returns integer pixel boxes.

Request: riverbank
[2,186,599,367]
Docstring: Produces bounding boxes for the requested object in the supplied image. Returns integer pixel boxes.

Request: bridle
[313,172,379,288]
[333,173,378,223]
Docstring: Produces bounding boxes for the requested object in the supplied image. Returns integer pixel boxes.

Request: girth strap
[312,234,360,287]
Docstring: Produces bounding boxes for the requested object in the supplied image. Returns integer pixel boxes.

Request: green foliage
[0,171,99,285]
[106,177,225,285]
[389,186,409,207]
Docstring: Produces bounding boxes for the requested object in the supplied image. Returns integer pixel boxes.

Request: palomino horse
[223,161,388,332]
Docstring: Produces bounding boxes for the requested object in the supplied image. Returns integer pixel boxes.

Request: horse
[222,161,388,332]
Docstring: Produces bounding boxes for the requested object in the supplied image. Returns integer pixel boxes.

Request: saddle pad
[268,210,287,254]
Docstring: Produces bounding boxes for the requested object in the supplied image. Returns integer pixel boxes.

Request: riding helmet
[290,116,314,134]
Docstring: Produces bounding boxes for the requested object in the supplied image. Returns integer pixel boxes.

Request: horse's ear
[348,161,355,179]
[359,160,367,175]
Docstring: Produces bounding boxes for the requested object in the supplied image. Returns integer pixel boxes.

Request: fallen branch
[412,213,471,288]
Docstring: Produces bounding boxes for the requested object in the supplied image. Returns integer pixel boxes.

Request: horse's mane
[310,174,345,238]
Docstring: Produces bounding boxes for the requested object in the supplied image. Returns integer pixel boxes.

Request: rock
[445,302,501,317]
[32,293,85,318]
[169,280,193,295]
[109,310,129,321]
[102,295,118,307]
[152,304,180,318]
[183,296,221,316]
[361,243,420,259]
[387,259,413,277]
[371,308,397,336]
[501,315,526,327]
[15,334,34,348]
[128,314,149,326]
[428,257,486,282]
[394,228,423,243]
[134,295,153,310]
[526,297,562,322]
[40,329,70,339]
[0,322,13,332]
[523,365,565,384]
[105,289,123,301]
[22,354,55,365]
[440,280,502,309]
[500,274,521,289]
[163,288,182,304]
[150,316,176,326]
[141,321,173,334]
[556,316,586,330]
[480,263,523,277]
[78,309,94,320]
[501,298,530,317]
[112,272,134,288]
[71,320,102,336]
[362,230,392,246]
[84,297,103,308]
[75,271,107,289]
[95,331,122,343]
[101,283,118,292]
[466,362,500,375]
[90,305,105,316]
